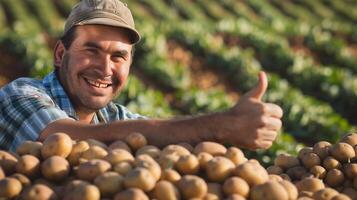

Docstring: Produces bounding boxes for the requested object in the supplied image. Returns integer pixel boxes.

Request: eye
[86,48,98,55]
[112,54,127,62]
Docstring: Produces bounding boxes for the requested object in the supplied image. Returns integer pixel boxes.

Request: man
[0,0,282,151]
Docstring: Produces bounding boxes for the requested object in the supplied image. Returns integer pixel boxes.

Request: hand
[216,71,283,149]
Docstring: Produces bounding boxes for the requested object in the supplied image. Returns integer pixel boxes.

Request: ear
[53,41,66,68]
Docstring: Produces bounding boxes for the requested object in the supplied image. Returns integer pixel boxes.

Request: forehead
[73,25,133,47]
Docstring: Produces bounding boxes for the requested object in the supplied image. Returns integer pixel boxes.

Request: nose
[97,55,114,78]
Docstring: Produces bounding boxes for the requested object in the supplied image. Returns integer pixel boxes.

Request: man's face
[57,25,133,113]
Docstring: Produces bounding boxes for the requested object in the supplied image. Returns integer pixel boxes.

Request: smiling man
[0,0,283,151]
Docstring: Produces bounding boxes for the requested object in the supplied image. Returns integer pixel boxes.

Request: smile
[84,78,112,88]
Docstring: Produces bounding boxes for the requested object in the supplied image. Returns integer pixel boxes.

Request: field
[0,0,357,164]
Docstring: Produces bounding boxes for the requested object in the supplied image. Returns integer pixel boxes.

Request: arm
[40,72,283,150]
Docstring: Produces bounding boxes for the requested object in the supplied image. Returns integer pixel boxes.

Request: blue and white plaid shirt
[0,71,145,151]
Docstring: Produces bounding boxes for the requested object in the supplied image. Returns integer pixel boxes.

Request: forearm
[40,114,220,147]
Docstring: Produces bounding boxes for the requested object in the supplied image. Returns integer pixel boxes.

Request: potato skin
[251,180,289,200]
[125,132,147,151]
[16,141,43,158]
[234,160,269,186]
[223,177,249,197]
[123,167,156,192]
[275,153,300,170]
[41,132,73,159]
[194,142,227,156]
[76,159,111,181]
[296,177,325,193]
[21,184,57,200]
[114,188,149,200]
[206,156,235,182]
[15,154,41,179]
[94,172,124,198]
[330,143,355,163]
[0,150,18,175]
[178,175,208,199]
[152,180,181,200]
[175,154,200,175]
[0,177,22,198]
[41,155,70,182]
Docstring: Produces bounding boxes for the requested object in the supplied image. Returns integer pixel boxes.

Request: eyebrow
[83,41,129,56]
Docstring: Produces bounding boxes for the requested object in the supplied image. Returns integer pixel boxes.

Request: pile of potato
[0,132,357,200]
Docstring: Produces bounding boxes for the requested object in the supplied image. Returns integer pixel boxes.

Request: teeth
[87,79,109,88]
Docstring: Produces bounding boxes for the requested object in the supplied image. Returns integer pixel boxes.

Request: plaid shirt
[0,71,145,151]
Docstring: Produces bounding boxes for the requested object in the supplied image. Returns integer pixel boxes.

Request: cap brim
[79,17,141,44]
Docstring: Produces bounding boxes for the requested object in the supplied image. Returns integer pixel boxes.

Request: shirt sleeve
[116,104,148,120]
[0,92,72,151]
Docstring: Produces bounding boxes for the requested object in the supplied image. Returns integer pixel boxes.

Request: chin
[84,99,111,110]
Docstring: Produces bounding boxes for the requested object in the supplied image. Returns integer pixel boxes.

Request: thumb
[244,71,268,100]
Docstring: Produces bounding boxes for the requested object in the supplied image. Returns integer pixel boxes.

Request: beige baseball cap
[64,0,141,44]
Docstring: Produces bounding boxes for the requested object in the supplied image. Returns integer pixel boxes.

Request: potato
[16,141,43,158]
[114,188,149,200]
[136,145,161,160]
[10,173,31,188]
[331,193,352,200]
[310,165,327,179]
[160,169,181,183]
[313,141,331,160]
[15,154,41,179]
[135,154,161,181]
[312,188,338,200]
[64,183,100,200]
[279,180,298,200]
[85,139,108,149]
[104,149,134,165]
[296,177,325,193]
[234,160,269,186]
[197,152,213,169]
[301,152,321,169]
[342,187,357,199]
[274,153,300,170]
[280,173,291,181]
[0,166,4,179]
[175,154,200,175]
[286,166,307,181]
[21,184,57,200]
[67,141,90,166]
[203,193,220,200]
[269,174,283,182]
[323,156,342,170]
[225,194,246,200]
[330,143,355,163]
[0,150,18,174]
[123,167,156,192]
[113,161,133,175]
[343,163,357,179]
[0,177,22,198]
[161,145,191,158]
[206,156,235,182]
[194,142,227,156]
[41,155,70,182]
[298,147,314,160]
[94,172,124,197]
[158,153,177,169]
[178,142,194,153]
[223,177,249,197]
[207,182,224,199]
[76,159,111,181]
[267,165,283,175]
[152,180,181,200]
[251,180,289,200]
[178,175,207,199]
[41,132,73,159]
[125,132,147,151]
[225,147,246,166]
[340,133,357,146]
[81,146,108,160]
[325,169,344,187]
[108,140,132,153]
[64,179,90,194]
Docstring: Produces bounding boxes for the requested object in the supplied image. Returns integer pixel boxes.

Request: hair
[60,26,136,58]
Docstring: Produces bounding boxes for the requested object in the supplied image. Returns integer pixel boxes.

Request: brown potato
[41,155,70,182]
[10,173,31,188]
[325,169,345,187]
[225,147,246,166]
[223,177,249,197]
[15,154,41,179]
[0,166,4,179]
[178,175,207,199]
[108,140,132,153]
[206,156,235,182]
[194,142,227,156]
[197,152,213,169]
[331,193,352,200]
[0,177,22,198]
[207,182,224,199]
[342,187,357,199]
[312,188,339,200]
[0,150,18,175]
[296,177,325,193]
[310,165,327,179]
[323,156,342,170]
[21,184,57,200]
[266,165,283,175]
[152,180,181,200]
[136,145,161,160]
[161,145,191,158]
[76,159,111,181]
[85,138,108,149]
[175,154,200,175]
[279,180,298,200]
[114,188,149,200]
[340,133,357,146]
[298,147,314,160]
[125,132,147,151]
[274,153,300,170]
[343,163,357,179]
[269,174,283,182]
[81,146,108,160]
[160,169,181,183]
[330,143,355,163]
[178,142,194,153]
[123,167,156,192]
[234,161,269,186]
[113,161,133,176]
[135,154,161,181]
[301,152,321,169]
[313,141,331,160]
[104,149,134,165]
[286,166,307,181]
[41,132,73,159]
[94,172,124,198]
[65,183,100,200]
[67,141,90,166]
[225,194,246,200]
[251,180,289,200]
[16,141,43,158]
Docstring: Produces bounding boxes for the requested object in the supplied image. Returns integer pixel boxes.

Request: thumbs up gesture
[215,71,283,149]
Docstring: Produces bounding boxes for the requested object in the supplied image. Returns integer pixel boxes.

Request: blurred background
[0,0,356,165]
